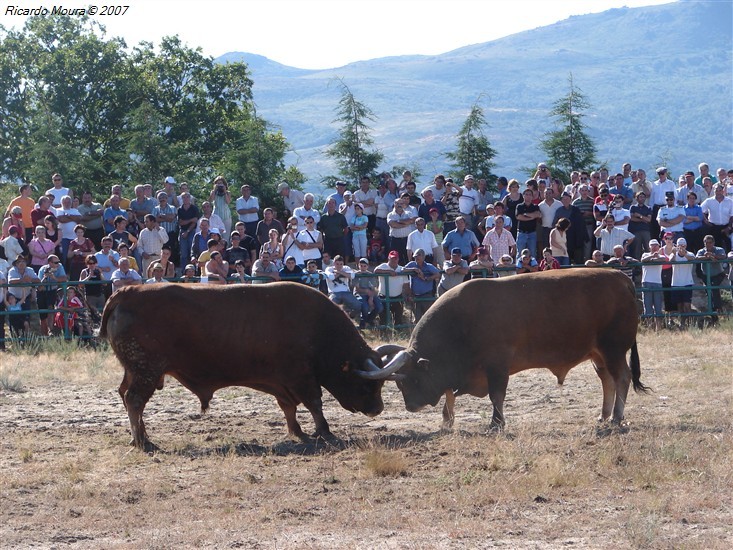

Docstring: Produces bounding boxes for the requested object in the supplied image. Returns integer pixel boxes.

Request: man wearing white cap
[669,237,695,327]
[641,239,665,330]
[158,176,180,208]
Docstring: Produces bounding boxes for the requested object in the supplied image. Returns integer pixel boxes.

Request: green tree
[0,15,293,202]
[539,74,598,183]
[446,97,498,188]
[325,80,383,186]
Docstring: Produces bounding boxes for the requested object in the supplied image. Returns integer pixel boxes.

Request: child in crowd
[351,203,369,260]
[539,248,560,271]
[4,293,29,338]
[302,259,325,293]
[367,227,386,264]
[516,249,539,274]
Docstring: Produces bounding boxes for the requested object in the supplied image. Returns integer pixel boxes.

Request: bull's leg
[118,372,130,408]
[592,358,616,422]
[608,354,632,423]
[301,397,334,440]
[487,372,509,430]
[124,376,158,451]
[441,390,455,431]
[275,397,308,441]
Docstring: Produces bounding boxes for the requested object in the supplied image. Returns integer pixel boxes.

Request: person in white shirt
[640,239,666,331]
[374,251,409,327]
[324,255,360,317]
[277,182,305,218]
[46,173,73,208]
[293,193,321,231]
[701,183,733,252]
[538,188,562,251]
[458,174,479,227]
[669,237,696,328]
[406,218,440,264]
[54,194,82,266]
[137,214,169,275]
[235,184,260,238]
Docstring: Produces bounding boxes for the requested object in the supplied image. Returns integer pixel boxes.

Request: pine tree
[446,97,498,187]
[325,80,383,186]
[539,74,598,183]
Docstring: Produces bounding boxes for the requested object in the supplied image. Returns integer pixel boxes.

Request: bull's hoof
[129,438,160,453]
[312,430,338,443]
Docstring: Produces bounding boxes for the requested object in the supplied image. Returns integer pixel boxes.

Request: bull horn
[373,344,405,357]
[355,350,410,380]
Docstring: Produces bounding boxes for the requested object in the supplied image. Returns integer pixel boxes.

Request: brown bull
[365,269,650,429]
[100,283,403,450]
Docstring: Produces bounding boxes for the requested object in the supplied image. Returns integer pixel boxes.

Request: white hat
[277,182,289,192]
[677,237,687,246]
[164,176,176,184]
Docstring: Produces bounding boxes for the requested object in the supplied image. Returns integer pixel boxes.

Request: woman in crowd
[549,217,571,267]
[79,254,106,316]
[261,228,284,268]
[209,175,233,237]
[28,225,57,274]
[502,179,522,238]
[43,215,61,251]
[146,246,175,279]
[67,224,96,280]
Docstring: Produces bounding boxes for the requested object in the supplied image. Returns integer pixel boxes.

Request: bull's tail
[630,341,651,394]
[98,291,121,339]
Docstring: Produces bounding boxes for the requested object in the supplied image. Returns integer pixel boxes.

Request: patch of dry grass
[0,326,731,548]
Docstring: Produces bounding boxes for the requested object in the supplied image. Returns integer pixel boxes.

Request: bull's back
[413,269,638,370]
[102,283,368,380]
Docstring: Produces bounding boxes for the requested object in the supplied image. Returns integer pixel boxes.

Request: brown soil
[1,328,731,549]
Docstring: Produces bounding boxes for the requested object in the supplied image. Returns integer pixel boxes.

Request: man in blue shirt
[442,216,480,262]
[403,248,440,322]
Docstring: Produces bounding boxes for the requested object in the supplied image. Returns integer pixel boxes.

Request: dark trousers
[708,224,730,253]
[379,298,404,327]
[324,236,345,258]
[389,236,408,264]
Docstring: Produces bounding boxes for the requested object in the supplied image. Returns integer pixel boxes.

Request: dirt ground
[1,329,731,549]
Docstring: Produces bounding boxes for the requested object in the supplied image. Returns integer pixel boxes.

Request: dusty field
[1,328,731,549]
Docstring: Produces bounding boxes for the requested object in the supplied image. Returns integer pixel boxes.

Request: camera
[216,184,226,196]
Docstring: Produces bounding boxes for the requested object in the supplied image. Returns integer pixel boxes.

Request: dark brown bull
[365,269,650,429]
[99,283,402,450]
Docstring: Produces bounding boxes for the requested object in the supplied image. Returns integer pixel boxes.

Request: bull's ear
[417,358,430,370]
[341,362,351,373]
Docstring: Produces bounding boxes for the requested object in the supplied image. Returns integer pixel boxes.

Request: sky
[2,0,675,69]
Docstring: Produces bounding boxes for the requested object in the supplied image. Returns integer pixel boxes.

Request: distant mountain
[217,0,732,190]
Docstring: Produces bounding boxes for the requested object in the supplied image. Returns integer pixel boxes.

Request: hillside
[217,1,732,188]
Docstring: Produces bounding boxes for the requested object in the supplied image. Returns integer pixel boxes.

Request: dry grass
[0,326,731,548]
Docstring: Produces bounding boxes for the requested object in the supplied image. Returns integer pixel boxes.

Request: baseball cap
[388,250,399,259]
[358,258,369,264]
[656,167,667,174]
[677,238,687,246]
[164,176,176,184]
[277,182,289,192]
[464,174,474,181]
[451,247,462,255]
[477,246,488,255]
[649,239,660,246]
[336,181,347,187]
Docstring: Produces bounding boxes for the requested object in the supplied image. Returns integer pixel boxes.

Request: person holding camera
[209,176,233,237]
[36,254,67,336]
[79,254,106,316]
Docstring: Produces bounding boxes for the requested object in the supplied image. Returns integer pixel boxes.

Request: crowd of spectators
[2,163,733,347]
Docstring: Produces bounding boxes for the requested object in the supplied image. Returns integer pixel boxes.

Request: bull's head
[357,345,443,412]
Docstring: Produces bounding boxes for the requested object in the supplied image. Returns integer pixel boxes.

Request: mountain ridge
[217,0,732,188]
